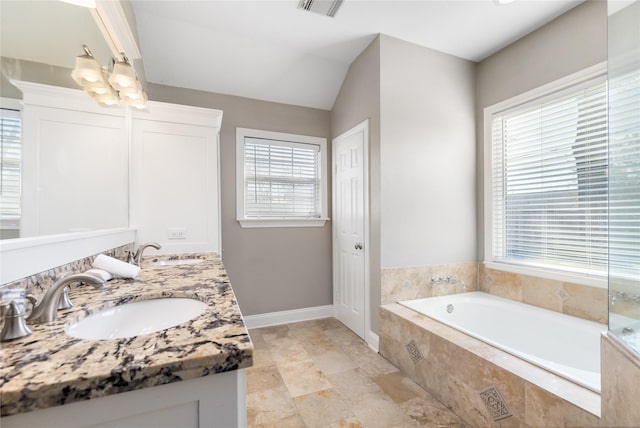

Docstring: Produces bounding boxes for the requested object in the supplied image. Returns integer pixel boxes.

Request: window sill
[484,261,607,289]
[238,218,329,228]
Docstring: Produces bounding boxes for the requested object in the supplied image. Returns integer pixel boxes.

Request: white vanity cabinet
[13,81,129,238]
[131,102,223,254]
[2,370,247,428]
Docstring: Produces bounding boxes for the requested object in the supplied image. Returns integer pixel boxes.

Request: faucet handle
[58,288,74,310]
[1,296,36,342]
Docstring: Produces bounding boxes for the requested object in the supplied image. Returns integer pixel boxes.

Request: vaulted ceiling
[132,0,584,110]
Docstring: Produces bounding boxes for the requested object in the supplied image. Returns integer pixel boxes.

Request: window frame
[483,62,608,288]
[236,127,329,228]
[0,97,23,235]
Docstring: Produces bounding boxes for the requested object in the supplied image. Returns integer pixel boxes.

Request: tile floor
[247,318,471,428]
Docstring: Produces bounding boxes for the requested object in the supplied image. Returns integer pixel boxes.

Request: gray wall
[1,57,76,98]
[475,0,607,259]
[147,83,332,316]
[379,35,477,268]
[330,36,382,332]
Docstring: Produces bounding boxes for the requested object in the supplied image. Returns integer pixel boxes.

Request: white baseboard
[367,331,379,353]
[243,305,335,329]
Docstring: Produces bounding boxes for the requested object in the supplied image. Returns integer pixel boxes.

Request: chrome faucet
[128,242,162,265]
[609,290,640,305]
[27,274,105,324]
[430,275,466,289]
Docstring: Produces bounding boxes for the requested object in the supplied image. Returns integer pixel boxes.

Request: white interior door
[333,120,368,339]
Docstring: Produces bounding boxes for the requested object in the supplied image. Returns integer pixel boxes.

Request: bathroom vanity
[0,253,253,427]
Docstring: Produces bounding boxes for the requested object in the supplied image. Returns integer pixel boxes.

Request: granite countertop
[0,253,253,417]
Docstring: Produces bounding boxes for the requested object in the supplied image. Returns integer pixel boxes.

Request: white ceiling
[0,0,112,70]
[131,0,584,110]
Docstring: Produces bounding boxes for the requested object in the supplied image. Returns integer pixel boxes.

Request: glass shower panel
[608,0,640,355]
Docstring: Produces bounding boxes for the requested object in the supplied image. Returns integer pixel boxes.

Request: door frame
[332,119,370,344]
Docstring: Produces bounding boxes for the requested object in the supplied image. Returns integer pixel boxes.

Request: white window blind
[243,137,321,218]
[609,68,640,278]
[490,78,608,276]
[0,108,21,220]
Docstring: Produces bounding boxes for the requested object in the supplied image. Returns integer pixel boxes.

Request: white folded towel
[92,254,140,279]
[84,268,113,282]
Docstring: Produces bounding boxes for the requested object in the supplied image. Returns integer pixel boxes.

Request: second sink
[65,298,208,340]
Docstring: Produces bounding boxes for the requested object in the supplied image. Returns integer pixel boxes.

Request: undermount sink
[151,258,204,266]
[65,298,208,340]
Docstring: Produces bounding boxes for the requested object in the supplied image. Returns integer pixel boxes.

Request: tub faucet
[609,290,640,305]
[430,275,466,289]
[27,274,105,324]
[128,242,162,265]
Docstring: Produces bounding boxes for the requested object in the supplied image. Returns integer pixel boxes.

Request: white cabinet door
[131,102,222,254]
[17,82,128,238]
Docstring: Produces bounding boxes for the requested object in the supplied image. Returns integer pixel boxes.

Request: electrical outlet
[167,228,187,240]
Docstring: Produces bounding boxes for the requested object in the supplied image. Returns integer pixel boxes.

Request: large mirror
[0,0,128,240]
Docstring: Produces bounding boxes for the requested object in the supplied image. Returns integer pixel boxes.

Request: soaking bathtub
[399,292,606,393]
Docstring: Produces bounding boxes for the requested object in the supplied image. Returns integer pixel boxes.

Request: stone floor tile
[311,349,359,375]
[346,344,399,378]
[247,385,298,426]
[279,359,333,397]
[246,318,469,428]
[269,336,313,366]
[249,329,269,349]
[324,326,364,347]
[294,331,337,355]
[251,414,307,428]
[250,347,275,369]
[399,396,469,427]
[326,417,364,428]
[347,391,416,428]
[293,388,354,428]
[326,368,381,400]
[258,324,291,341]
[247,364,285,394]
[373,372,427,404]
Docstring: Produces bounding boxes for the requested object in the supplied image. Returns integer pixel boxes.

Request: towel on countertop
[92,254,140,279]
[84,268,113,282]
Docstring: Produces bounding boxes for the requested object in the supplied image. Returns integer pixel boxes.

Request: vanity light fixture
[71,45,147,109]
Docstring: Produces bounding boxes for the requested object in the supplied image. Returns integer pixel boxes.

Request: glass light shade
[71,54,102,86]
[119,80,143,99]
[94,86,121,107]
[84,70,110,95]
[108,61,136,91]
[127,91,148,109]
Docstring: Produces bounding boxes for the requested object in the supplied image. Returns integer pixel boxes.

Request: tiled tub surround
[601,333,640,427]
[379,304,601,427]
[480,264,608,324]
[0,243,133,303]
[0,252,253,417]
[398,292,604,393]
[381,262,479,304]
[382,262,608,325]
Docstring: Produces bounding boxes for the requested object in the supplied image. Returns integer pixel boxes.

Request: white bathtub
[399,292,606,393]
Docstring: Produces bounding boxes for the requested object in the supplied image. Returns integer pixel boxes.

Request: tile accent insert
[479,385,513,421]
[405,340,424,364]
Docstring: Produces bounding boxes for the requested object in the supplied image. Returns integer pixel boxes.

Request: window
[1,106,21,223]
[236,128,328,228]
[609,67,640,279]
[486,68,608,283]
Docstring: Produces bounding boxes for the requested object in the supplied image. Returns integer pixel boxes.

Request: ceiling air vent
[298,0,343,17]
